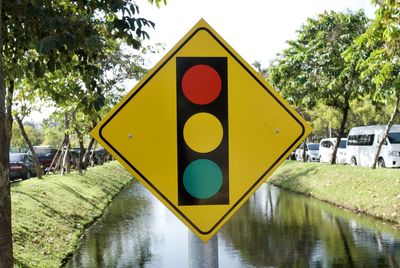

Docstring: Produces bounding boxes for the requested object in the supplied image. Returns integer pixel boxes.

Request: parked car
[318,138,347,164]
[90,148,113,165]
[296,143,320,162]
[288,150,297,160]
[9,153,37,180]
[30,146,57,171]
[346,125,400,168]
[295,143,305,161]
[288,144,302,160]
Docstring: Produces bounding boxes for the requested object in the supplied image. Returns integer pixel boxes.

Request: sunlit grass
[269,161,400,226]
[12,161,133,267]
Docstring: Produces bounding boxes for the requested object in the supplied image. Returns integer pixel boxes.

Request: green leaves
[34,61,45,78]
[1,0,161,149]
[347,0,400,101]
[148,0,167,8]
[269,10,370,150]
[270,10,369,109]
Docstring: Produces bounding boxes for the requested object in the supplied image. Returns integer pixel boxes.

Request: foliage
[6,0,158,171]
[269,10,369,163]
[346,0,400,100]
[307,103,342,140]
[3,0,155,91]
[10,122,43,152]
[269,10,369,110]
[349,95,398,126]
[252,60,269,79]
[343,0,400,168]
[42,126,64,148]
[1,0,158,264]
[307,96,398,140]
[41,111,90,148]
[3,0,157,113]
[37,41,155,152]
[148,0,167,8]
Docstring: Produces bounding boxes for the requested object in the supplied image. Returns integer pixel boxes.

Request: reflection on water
[65,181,400,267]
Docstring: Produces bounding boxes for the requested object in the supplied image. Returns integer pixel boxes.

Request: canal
[65,180,400,267]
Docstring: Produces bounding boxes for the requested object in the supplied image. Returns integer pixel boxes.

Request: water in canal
[65,180,400,267]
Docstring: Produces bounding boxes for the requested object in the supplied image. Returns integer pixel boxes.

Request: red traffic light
[181,64,222,105]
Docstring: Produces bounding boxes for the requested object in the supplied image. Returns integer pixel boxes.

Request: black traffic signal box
[176,57,229,206]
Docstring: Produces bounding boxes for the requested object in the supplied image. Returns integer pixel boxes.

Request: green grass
[269,161,400,226]
[11,161,134,268]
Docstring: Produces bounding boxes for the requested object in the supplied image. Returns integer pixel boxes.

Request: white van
[346,125,400,168]
[318,138,348,164]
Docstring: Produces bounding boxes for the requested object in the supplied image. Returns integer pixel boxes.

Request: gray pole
[188,231,218,268]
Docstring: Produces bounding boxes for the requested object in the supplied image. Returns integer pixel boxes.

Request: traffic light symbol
[177,57,229,206]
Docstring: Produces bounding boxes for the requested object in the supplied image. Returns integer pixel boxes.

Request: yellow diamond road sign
[91,19,312,242]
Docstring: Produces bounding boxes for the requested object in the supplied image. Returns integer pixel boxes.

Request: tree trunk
[0,0,14,261]
[330,98,350,164]
[78,140,85,173]
[83,137,95,168]
[74,126,85,174]
[90,142,97,166]
[371,94,400,169]
[302,141,307,162]
[61,113,71,174]
[48,136,66,173]
[54,147,64,173]
[0,115,13,268]
[61,141,70,176]
[15,116,43,179]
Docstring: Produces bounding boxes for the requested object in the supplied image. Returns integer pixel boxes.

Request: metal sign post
[189,231,218,268]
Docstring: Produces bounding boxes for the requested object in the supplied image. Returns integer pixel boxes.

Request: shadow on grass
[12,189,89,225]
[12,190,71,221]
[13,257,30,268]
[52,181,100,210]
[84,171,129,197]
[270,165,318,195]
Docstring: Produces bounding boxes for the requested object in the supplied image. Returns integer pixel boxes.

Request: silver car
[296,143,320,162]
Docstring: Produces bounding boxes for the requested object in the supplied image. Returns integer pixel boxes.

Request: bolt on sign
[91,19,312,242]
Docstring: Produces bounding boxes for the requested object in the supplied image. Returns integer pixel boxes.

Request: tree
[42,116,64,148]
[41,39,154,173]
[269,10,370,164]
[345,0,400,168]
[11,122,43,152]
[0,1,13,264]
[252,61,269,79]
[0,1,157,266]
[14,116,44,178]
[12,78,48,178]
[306,96,395,142]
[348,95,395,127]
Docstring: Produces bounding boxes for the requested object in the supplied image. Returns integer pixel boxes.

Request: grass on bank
[12,161,133,268]
[269,161,400,226]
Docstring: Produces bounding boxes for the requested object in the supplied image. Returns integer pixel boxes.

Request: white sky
[29,0,376,123]
[140,0,376,67]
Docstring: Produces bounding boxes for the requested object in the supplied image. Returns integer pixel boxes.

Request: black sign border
[99,27,306,235]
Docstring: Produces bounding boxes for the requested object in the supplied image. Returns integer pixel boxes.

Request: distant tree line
[268,1,400,168]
